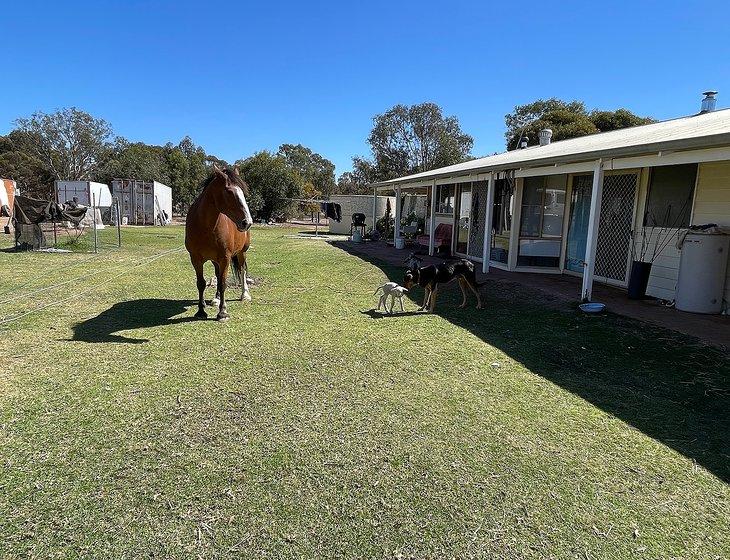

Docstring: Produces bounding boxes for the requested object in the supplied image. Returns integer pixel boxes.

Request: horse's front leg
[192,257,207,320]
[216,259,230,321]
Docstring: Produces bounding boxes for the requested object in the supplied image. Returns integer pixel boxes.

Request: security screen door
[454,183,472,255]
[565,173,638,284]
[468,181,488,260]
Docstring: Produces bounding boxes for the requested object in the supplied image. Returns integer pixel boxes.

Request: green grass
[0,225,728,559]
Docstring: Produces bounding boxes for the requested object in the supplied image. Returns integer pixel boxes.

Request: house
[373,93,730,307]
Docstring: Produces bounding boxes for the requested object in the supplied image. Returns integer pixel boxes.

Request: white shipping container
[153,181,173,224]
[55,181,112,207]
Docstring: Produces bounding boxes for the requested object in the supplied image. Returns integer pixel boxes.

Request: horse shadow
[71,299,197,344]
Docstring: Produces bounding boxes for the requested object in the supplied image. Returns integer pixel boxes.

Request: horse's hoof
[194,310,208,320]
[216,312,230,322]
[241,292,252,302]
[210,298,220,308]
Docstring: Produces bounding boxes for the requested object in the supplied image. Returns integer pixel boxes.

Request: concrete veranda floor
[335,239,730,350]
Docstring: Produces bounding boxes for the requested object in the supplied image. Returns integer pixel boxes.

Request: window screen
[520,177,544,237]
[436,184,455,214]
[644,164,697,228]
[519,176,567,238]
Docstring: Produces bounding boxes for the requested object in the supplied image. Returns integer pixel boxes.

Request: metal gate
[594,173,638,284]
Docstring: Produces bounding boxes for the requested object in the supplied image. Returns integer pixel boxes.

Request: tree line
[0,99,653,219]
[339,99,654,192]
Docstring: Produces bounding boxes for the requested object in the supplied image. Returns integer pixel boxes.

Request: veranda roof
[374,108,730,188]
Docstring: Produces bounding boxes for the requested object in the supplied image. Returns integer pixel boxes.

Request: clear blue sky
[3,0,729,175]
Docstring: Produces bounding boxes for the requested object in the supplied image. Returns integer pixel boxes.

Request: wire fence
[16,196,123,254]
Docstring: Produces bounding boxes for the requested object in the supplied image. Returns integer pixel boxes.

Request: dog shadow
[360,309,424,319]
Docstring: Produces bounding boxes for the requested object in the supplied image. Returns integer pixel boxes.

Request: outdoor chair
[416,223,453,254]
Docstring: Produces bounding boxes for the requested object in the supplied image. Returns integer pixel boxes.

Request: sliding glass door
[565,175,593,273]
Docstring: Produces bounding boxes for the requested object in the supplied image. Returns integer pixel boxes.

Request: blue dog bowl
[579,302,606,314]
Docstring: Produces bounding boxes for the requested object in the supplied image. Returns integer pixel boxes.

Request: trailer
[55,181,112,207]
[111,179,172,225]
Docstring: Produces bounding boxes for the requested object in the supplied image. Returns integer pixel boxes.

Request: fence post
[92,193,98,254]
[115,197,121,248]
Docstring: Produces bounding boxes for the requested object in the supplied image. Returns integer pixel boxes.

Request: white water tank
[675,232,729,314]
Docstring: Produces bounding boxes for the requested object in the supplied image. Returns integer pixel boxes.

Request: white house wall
[328,195,394,235]
[631,161,730,303]
[634,227,683,301]
[692,161,730,305]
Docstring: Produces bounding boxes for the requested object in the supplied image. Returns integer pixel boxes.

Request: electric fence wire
[0,247,185,326]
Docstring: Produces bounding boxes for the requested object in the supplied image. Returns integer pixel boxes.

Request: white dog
[373,282,409,314]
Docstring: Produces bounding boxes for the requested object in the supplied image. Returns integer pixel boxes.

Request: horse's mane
[202,167,249,196]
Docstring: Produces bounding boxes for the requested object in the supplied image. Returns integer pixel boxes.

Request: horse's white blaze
[234,186,252,225]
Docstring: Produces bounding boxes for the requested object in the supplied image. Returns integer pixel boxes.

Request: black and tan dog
[403,254,483,312]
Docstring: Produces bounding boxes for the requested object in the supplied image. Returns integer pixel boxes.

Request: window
[519,175,566,238]
[519,177,544,237]
[542,175,567,238]
[436,184,455,214]
[517,175,567,268]
[644,164,697,227]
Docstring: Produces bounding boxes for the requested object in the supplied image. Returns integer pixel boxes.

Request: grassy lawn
[1,225,728,559]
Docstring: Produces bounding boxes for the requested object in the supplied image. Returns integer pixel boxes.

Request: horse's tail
[373,286,384,296]
[231,254,244,286]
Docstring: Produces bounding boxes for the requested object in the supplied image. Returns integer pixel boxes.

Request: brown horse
[184,165,253,321]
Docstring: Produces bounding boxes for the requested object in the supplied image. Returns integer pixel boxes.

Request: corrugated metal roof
[376,108,730,186]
